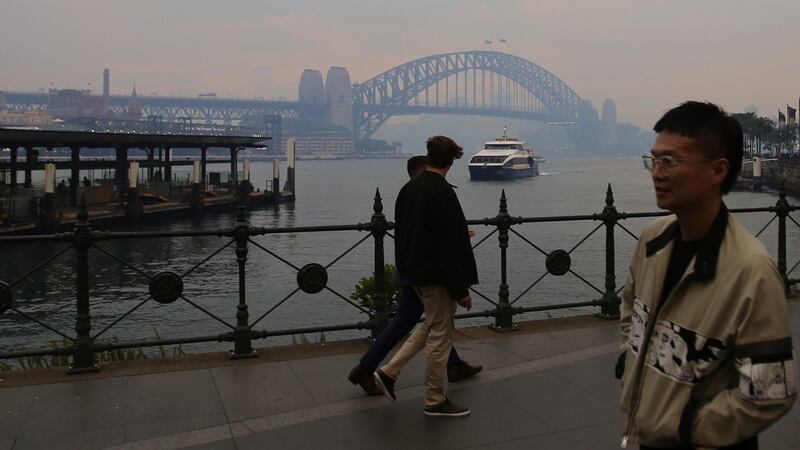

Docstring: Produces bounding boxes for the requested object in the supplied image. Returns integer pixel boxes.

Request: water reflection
[1,158,797,355]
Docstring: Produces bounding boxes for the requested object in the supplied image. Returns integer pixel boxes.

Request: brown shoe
[447,361,483,382]
[424,398,471,417]
[348,364,381,396]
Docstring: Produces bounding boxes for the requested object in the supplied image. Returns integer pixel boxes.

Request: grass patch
[0,333,186,371]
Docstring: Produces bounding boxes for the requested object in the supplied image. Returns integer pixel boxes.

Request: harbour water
[1,156,797,355]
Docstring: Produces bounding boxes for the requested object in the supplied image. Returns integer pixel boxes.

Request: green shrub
[350,264,401,313]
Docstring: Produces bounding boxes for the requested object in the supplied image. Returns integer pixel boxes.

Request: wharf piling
[272,159,280,197]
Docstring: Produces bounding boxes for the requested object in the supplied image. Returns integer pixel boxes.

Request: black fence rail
[0,186,797,374]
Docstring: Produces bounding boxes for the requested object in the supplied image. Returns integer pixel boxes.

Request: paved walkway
[1,302,798,450]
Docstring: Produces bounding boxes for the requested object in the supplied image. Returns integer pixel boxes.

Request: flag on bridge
[778,110,786,130]
[789,105,797,127]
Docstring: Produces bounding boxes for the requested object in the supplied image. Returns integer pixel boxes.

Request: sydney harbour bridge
[3,51,601,146]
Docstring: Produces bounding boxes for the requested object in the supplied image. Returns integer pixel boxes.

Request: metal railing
[0,186,797,373]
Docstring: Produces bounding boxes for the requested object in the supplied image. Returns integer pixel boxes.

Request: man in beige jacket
[619,101,796,449]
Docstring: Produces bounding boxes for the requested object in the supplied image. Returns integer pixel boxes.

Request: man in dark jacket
[373,136,478,418]
[347,155,482,396]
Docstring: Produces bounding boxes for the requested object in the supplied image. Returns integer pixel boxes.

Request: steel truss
[352,50,591,140]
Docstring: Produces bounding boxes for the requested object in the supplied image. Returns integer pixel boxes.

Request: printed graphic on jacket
[628,297,648,356]
[628,297,727,385]
[737,355,797,400]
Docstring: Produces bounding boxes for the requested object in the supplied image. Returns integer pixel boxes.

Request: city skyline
[2,0,798,128]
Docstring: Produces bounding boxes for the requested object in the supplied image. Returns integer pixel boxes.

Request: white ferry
[467,127,539,180]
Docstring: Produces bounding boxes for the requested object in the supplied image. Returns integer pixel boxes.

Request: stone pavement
[1,302,798,450]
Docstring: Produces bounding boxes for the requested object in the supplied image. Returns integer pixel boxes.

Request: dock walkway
[1,303,798,450]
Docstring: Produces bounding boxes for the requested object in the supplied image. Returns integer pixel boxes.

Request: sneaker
[424,399,471,417]
[447,361,483,382]
[348,364,381,396]
[373,369,397,402]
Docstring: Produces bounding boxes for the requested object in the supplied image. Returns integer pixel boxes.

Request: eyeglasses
[642,155,712,173]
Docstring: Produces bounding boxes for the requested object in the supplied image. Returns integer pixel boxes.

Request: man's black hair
[653,101,743,194]
[426,135,464,169]
[406,155,428,178]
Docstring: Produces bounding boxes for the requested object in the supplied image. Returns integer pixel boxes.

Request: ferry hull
[468,165,538,180]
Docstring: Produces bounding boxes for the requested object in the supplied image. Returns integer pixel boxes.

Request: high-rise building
[601,99,617,123]
[599,99,619,151]
[298,69,325,103]
[325,67,353,130]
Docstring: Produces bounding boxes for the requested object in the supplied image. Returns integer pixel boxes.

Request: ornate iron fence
[0,186,797,373]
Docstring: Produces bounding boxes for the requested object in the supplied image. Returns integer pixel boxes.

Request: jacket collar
[421,170,458,188]
[645,203,729,281]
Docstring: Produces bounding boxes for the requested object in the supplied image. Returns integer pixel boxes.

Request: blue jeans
[359,285,462,372]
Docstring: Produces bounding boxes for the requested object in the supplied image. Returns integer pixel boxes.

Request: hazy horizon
[2,0,798,129]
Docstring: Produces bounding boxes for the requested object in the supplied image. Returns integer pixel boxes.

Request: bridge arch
[352,50,591,140]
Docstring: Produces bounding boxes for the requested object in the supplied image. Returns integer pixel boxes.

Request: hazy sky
[1,0,798,128]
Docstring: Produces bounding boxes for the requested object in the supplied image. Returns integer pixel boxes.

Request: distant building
[280,131,355,156]
[581,100,598,121]
[298,69,325,103]
[47,88,102,118]
[102,68,110,112]
[0,110,54,127]
[325,66,353,130]
[45,82,142,121]
[617,123,640,148]
[601,99,617,123]
[600,99,619,150]
[124,83,142,119]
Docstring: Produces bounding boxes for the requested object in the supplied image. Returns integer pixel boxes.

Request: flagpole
[779,108,783,156]
[792,104,795,156]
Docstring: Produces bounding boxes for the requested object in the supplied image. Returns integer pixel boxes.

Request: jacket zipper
[622,251,696,447]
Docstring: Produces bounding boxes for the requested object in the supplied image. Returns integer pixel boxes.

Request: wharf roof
[0,128,269,149]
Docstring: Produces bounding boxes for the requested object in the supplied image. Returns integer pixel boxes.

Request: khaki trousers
[380,285,457,408]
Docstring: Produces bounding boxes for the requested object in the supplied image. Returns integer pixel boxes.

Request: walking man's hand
[457,295,472,310]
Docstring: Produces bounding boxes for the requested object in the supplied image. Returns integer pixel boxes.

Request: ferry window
[504,157,527,166]
[473,156,505,163]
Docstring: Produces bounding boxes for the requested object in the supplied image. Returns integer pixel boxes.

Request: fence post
[68,195,98,373]
[775,185,790,295]
[597,184,621,319]
[491,190,516,331]
[231,203,256,358]
[371,188,389,339]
